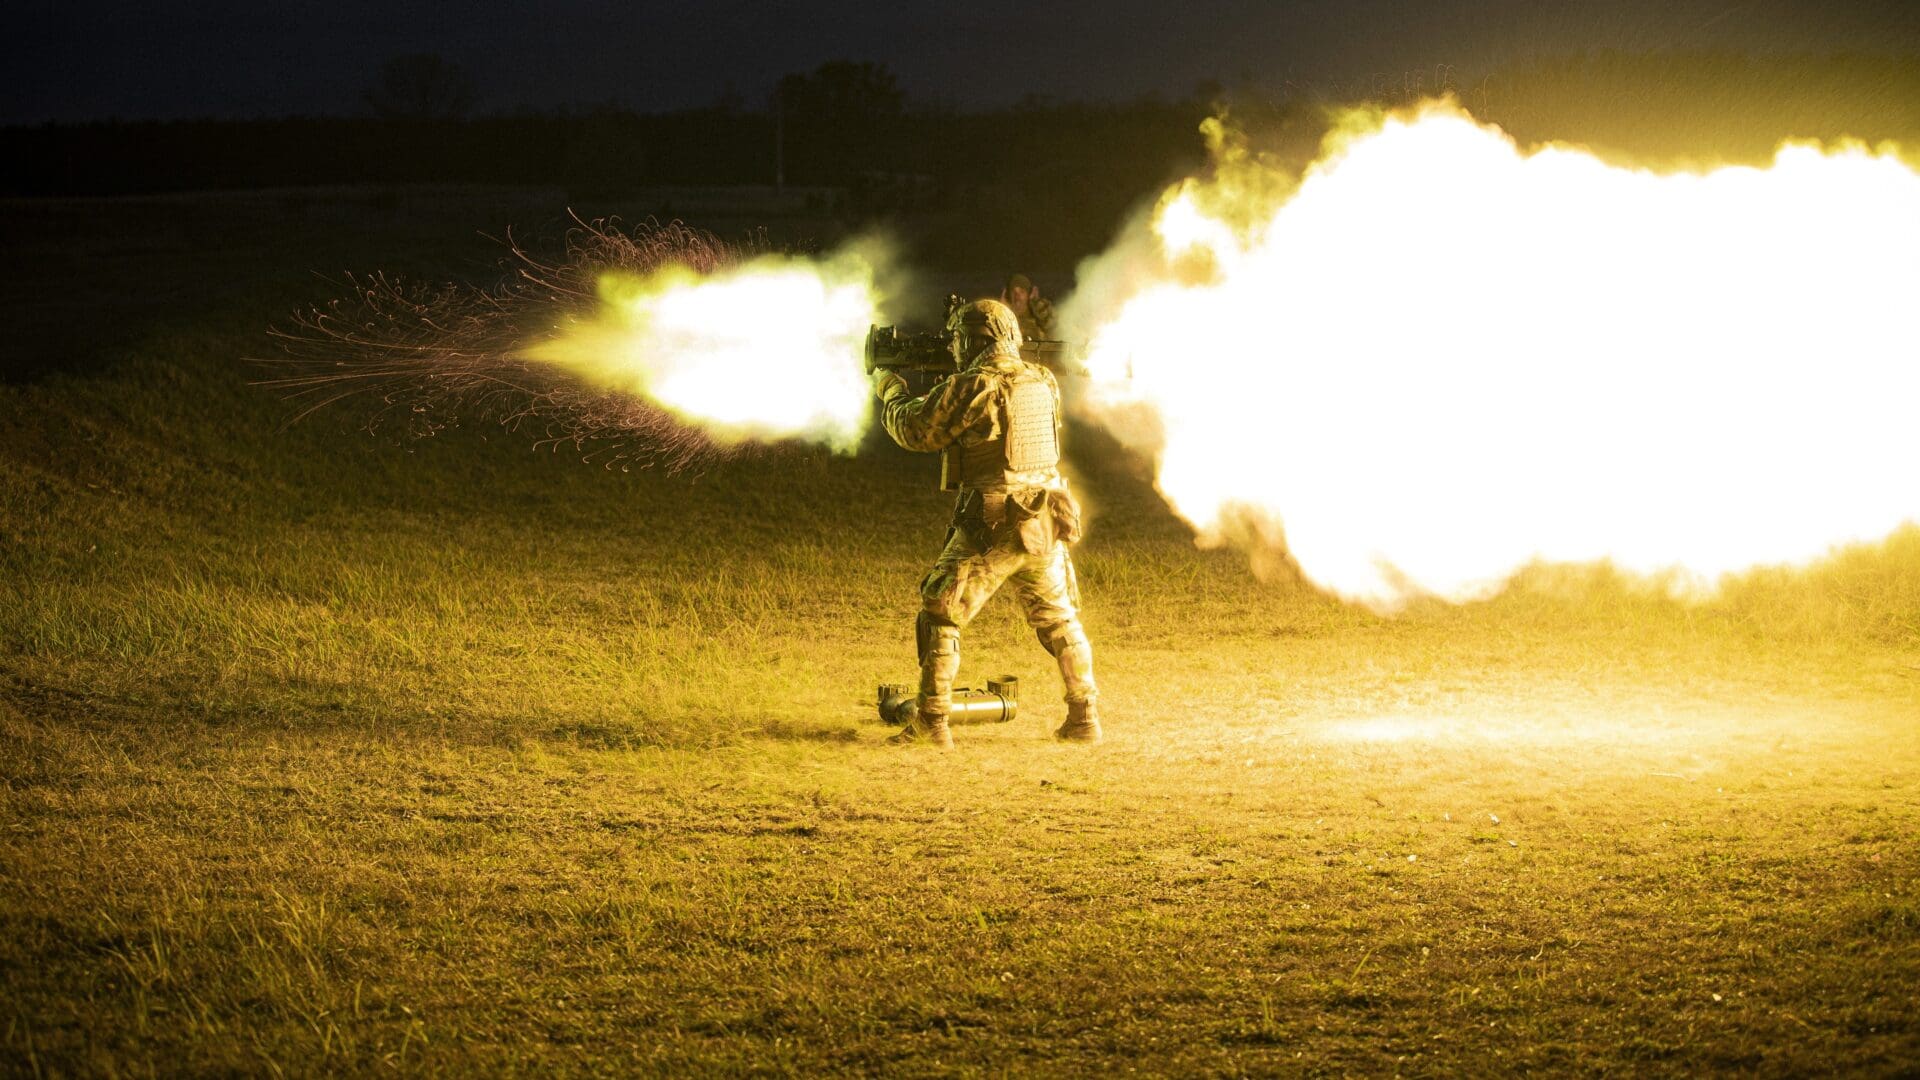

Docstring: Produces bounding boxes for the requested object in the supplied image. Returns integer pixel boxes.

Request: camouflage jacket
[880,347,1064,493]
[1017,296,1057,341]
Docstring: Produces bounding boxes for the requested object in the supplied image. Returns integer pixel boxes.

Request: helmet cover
[945,298,1024,349]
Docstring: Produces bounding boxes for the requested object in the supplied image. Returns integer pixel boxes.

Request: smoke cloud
[1062,100,1920,609]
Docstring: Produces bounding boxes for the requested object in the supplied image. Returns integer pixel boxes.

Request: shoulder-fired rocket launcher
[863,293,1087,378]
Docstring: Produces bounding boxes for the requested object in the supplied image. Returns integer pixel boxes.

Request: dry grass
[1,197,1917,1075]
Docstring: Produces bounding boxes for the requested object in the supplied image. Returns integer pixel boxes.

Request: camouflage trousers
[915,523,1098,725]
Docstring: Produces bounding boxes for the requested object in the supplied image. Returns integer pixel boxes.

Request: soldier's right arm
[880,371,995,452]
[1030,295,1058,338]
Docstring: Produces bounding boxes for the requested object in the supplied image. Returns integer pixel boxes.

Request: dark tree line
[364,53,477,121]
[5,51,1915,266]
[1,97,1200,194]
[11,51,1915,196]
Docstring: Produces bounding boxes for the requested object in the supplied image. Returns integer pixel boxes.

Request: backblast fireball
[1064,99,1920,609]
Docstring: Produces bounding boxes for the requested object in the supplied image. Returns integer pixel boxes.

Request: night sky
[12,0,1920,123]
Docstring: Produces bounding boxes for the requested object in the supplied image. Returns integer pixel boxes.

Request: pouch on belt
[1003,489,1055,555]
[1048,487,1084,545]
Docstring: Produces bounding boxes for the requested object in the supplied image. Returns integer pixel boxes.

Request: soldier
[1000,273,1057,342]
[872,299,1101,749]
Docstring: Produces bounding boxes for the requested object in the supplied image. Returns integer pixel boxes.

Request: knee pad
[1034,619,1088,658]
[918,610,960,663]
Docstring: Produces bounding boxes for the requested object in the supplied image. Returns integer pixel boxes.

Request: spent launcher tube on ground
[877,678,1020,726]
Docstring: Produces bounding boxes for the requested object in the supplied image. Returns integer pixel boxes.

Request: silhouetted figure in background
[1001,273,1057,341]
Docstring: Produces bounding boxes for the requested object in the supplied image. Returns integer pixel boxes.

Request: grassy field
[2,195,1918,1076]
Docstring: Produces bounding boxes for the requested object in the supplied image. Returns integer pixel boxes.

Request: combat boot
[1053,699,1102,744]
[889,710,954,750]
[898,614,960,751]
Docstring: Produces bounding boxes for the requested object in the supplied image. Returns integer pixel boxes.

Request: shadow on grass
[0,664,770,754]
[755,717,863,744]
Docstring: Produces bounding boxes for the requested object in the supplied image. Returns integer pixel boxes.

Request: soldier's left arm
[880,372,997,453]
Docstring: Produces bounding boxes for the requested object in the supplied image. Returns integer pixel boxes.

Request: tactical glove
[872,370,908,403]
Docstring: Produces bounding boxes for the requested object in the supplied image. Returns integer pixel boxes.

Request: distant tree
[770,60,906,184]
[365,53,476,121]
[711,81,747,115]
[774,60,905,123]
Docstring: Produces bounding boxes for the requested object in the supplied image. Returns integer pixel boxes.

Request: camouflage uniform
[876,300,1099,746]
[1004,273,1058,342]
[1018,295,1058,342]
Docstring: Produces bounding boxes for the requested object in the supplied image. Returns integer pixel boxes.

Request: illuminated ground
[2,196,1917,1075]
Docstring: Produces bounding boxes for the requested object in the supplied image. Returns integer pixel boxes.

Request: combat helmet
[945,298,1024,364]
